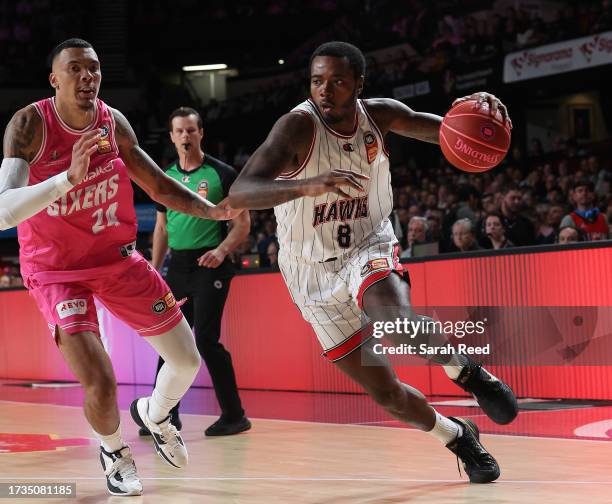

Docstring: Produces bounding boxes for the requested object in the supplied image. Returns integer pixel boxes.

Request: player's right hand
[67,129,102,186]
[301,170,369,198]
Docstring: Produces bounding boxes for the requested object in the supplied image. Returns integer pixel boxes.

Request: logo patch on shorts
[164,291,176,309]
[360,258,389,277]
[152,299,167,314]
[56,299,87,319]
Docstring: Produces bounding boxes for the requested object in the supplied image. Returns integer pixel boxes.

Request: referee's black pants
[153,247,245,421]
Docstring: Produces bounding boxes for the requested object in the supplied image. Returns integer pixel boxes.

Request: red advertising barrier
[1,244,612,399]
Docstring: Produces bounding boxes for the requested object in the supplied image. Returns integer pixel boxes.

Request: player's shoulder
[4,104,44,161]
[269,111,314,145]
[8,103,43,131]
[361,98,410,134]
[362,97,405,113]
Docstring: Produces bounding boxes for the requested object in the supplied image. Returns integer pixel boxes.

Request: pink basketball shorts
[24,252,183,339]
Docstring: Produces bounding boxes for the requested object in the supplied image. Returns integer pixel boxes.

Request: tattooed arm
[0,106,89,230]
[228,113,368,210]
[3,105,44,162]
[111,107,235,220]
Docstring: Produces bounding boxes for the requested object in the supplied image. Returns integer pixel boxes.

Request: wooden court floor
[1,400,611,503]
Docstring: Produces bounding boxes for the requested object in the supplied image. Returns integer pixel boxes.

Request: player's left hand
[452,92,512,128]
[208,198,244,221]
[197,248,226,268]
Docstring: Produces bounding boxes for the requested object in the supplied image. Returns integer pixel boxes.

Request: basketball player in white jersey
[229,42,517,483]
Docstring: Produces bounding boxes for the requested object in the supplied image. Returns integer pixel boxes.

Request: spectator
[0,275,10,288]
[536,204,564,245]
[401,216,428,258]
[500,183,536,246]
[483,212,514,250]
[560,179,609,241]
[266,240,279,267]
[557,225,582,244]
[452,218,481,252]
[455,184,481,224]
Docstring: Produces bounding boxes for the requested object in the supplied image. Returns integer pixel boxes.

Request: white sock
[148,387,180,424]
[428,411,463,445]
[94,423,124,453]
[443,353,467,380]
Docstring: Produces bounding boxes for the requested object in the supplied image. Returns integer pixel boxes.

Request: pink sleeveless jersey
[18,97,138,278]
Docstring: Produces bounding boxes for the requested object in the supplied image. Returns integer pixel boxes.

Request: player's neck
[178,150,205,171]
[54,98,96,130]
[328,109,357,135]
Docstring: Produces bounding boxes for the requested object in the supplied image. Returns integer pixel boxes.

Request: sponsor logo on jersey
[56,298,87,319]
[342,143,354,152]
[164,291,176,309]
[182,175,190,183]
[152,299,167,314]
[360,258,389,277]
[312,195,369,227]
[51,150,58,161]
[363,131,378,164]
[197,180,209,198]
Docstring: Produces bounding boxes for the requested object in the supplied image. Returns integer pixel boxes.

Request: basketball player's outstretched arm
[111,108,238,221]
[228,113,369,210]
[365,93,511,145]
[0,106,99,230]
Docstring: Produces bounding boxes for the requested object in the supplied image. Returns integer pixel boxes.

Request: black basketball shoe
[446,417,500,483]
[453,360,518,425]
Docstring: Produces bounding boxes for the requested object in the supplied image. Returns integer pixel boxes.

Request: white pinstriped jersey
[274,99,396,262]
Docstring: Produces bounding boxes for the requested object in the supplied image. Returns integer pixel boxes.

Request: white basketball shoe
[99,445,143,496]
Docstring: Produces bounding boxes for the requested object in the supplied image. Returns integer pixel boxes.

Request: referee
[140,107,251,437]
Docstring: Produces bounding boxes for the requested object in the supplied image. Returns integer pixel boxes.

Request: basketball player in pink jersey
[229,42,517,484]
[0,39,241,496]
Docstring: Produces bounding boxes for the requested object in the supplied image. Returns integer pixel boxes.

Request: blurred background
[1,0,611,287]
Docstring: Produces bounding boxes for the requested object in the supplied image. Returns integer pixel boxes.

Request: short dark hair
[48,38,94,68]
[310,41,366,79]
[571,178,594,192]
[168,107,203,131]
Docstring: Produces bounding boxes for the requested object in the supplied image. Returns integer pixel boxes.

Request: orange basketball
[439,99,511,173]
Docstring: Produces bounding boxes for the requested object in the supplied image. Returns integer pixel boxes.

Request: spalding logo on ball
[439,99,511,173]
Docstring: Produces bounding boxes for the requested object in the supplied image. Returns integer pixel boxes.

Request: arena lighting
[182,64,228,72]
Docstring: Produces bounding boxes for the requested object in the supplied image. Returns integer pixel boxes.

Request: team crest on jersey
[360,258,389,277]
[197,180,209,198]
[96,124,112,154]
[363,131,378,164]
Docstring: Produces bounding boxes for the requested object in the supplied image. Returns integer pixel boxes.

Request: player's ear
[356,75,364,96]
[49,72,58,90]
